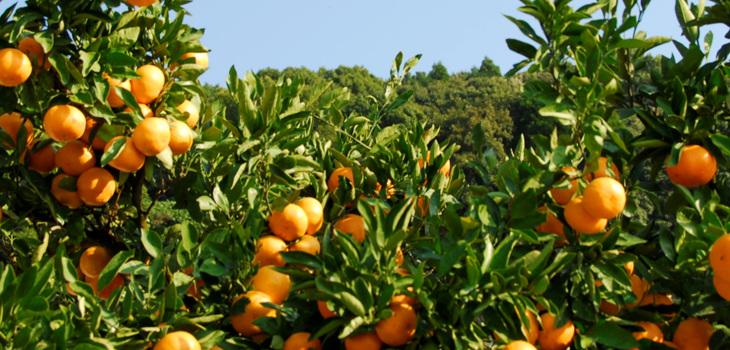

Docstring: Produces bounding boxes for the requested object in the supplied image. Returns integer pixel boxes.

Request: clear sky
[1,1,726,86]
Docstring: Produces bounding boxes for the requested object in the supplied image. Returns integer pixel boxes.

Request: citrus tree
[1,0,730,349]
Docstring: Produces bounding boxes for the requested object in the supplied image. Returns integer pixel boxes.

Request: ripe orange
[0,48,32,87]
[86,273,124,300]
[318,300,337,319]
[375,302,417,347]
[169,120,193,156]
[625,261,635,276]
[537,313,575,350]
[672,318,714,350]
[418,150,451,177]
[104,73,131,108]
[563,197,607,234]
[328,167,355,192]
[105,136,146,173]
[125,104,155,119]
[345,332,383,350]
[334,214,366,243]
[77,167,116,206]
[504,341,537,350]
[79,246,112,278]
[253,235,288,267]
[713,274,730,301]
[296,197,324,235]
[269,204,308,242]
[44,105,86,142]
[81,118,108,150]
[176,100,200,128]
[126,0,158,6]
[283,332,322,350]
[182,267,205,300]
[18,37,50,70]
[710,234,730,281]
[599,300,621,316]
[289,235,321,256]
[582,177,626,219]
[638,293,673,308]
[536,206,567,245]
[625,274,650,309]
[375,180,396,199]
[132,117,171,156]
[550,167,578,205]
[153,331,201,350]
[631,322,664,347]
[396,247,404,266]
[55,140,97,176]
[0,112,33,149]
[663,341,679,349]
[230,291,277,337]
[584,157,620,181]
[22,140,56,174]
[51,174,82,209]
[252,265,291,305]
[173,52,209,69]
[666,145,717,188]
[131,65,165,104]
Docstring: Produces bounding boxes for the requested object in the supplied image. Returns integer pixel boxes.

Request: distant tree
[428,61,450,81]
[202,83,238,123]
[471,56,502,77]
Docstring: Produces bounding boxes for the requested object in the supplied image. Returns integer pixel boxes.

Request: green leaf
[98,250,134,292]
[141,229,162,258]
[280,251,323,270]
[438,240,466,276]
[181,221,199,252]
[489,234,520,270]
[100,137,126,167]
[711,134,730,156]
[583,320,640,349]
[506,39,538,58]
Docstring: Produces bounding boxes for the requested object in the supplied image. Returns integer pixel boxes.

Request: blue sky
[2,1,727,86]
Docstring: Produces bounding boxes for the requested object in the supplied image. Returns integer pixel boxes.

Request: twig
[312,114,371,150]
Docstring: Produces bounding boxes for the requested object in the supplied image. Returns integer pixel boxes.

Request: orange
[563,197,607,234]
[269,204,308,242]
[396,247,404,266]
[296,197,324,235]
[77,167,116,206]
[55,140,97,176]
[672,318,714,350]
[87,274,124,300]
[18,37,50,70]
[327,167,355,192]
[105,136,146,173]
[169,121,193,156]
[334,214,366,243]
[638,293,673,308]
[253,235,288,267]
[79,246,112,278]
[392,268,417,307]
[252,265,291,305]
[125,104,155,119]
[710,234,730,281]
[131,65,165,104]
[176,100,200,128]
[663,341,679,349]
[345,332,383,350]
[504,341,537,350]
[625,261,635,276]
[230,291,277,337]
[23,139,56,173]
[550,167,578,205]
[631,322,664,347]
[182,267,205,300]
[713,274,730,301]
[81,118,108,150]
[625,274,650,309]
[318,300,337,319]
[0,48,32,87]
[584,157,620,181]
[283,332,322,350]
[126,0,158,6]
[375,180,396,199]
[666,145,717,188]
[173,52,209,69]
[289,235,321,256]
[599,300,621,316]
[418,150,451,177]
[51,174,83,209]
[104,73,131,108]
[537,313,575,350]
[153,331,201,350]
[375,302,417,347]
[132,117,171,156]
[44,105,86,142]
[494,308,539,344]
[536,206,566,245]
[0,112,33,149]
[582,177,626,219]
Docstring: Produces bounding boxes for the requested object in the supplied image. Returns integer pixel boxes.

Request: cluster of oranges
[498,310,574,350]
[0,33,208,210]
